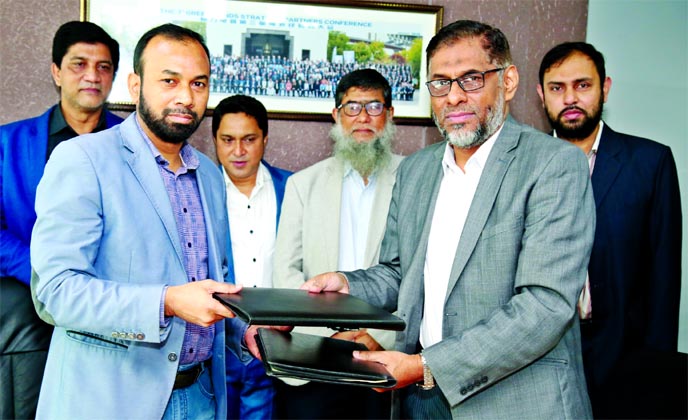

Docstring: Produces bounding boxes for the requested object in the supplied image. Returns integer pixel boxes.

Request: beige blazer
[273,154,403,350]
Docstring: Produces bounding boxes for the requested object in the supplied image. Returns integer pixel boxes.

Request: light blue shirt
[337,166,377,271]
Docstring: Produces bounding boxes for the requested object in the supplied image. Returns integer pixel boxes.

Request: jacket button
[127,332,136,340]
[136,333,145,340]
[168,353,178,362]
[481,376,488,384]
[118,332,127,339]
[460,387,467,395]
[111,332,118,338]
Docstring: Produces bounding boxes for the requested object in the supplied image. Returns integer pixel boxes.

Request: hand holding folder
[213,288,406,388]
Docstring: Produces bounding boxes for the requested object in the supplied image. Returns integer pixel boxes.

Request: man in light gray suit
[298,20,595,419]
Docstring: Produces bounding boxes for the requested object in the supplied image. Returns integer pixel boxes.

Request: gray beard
[434,89,505,149]
[330,119,395,178]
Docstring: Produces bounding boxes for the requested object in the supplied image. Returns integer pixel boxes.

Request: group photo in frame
[82,0,443,123]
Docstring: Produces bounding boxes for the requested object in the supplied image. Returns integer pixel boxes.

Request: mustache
[162,108,198,120]
[557,106,587,119]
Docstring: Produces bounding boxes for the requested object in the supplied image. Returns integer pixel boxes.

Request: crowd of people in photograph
[210,54,417,101]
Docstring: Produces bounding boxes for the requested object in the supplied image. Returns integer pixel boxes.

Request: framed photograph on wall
[82,0,443,123]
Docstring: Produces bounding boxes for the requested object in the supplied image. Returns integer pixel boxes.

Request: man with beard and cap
[30,24,247,420]
[272,68,402,419]
[537,42,683,419]
[291,20,595,419]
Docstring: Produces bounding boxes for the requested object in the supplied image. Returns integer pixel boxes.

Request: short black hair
[52,21,120,74]
[133,23,209,76]
[426,20,512,70]
[539,42,606,86]
[334,69,392,108]
[212,95,268,138]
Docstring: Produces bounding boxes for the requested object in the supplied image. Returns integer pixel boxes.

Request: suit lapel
[591,125,623,208]
[120,117,185,267]
[321,158,344,269]
[364,162,395,266]
[406,145,445,290]
[445,118,519,295]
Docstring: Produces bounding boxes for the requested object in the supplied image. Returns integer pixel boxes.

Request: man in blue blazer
[30,24,245,420]
[538,42,683,418]
[212,94,292,419]
[0,21,122,419]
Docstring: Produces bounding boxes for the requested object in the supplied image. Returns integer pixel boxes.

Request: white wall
[587,0,688,353]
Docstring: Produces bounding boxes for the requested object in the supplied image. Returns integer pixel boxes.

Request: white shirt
[420,128,501,348]
[224,163,277,288]
[338,166,378,271]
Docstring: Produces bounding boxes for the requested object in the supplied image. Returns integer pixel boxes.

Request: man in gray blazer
[272,69,402,418]
[299,20,595,419]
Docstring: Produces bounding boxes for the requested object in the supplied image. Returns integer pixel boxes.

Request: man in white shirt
[273,69,403,419]
[212,95,292,419]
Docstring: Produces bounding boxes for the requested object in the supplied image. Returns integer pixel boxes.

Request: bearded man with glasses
[272,68,402,419]
[294,20,595,419]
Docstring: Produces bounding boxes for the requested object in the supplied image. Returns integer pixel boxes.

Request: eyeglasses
[425,68,505,97]
[337,101,386,117]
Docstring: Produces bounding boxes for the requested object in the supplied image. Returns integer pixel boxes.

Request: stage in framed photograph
[81,0,443,123]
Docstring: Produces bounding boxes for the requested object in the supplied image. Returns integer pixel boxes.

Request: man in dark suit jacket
[0,21,122,419]
[537,42,684,419]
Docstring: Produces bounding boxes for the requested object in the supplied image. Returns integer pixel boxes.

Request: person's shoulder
[0,107,54,134]
[263,160,294,179]
[603,124,672,155]
[398,142,444,170]
[289,156,337,181]
[104,110,125,126]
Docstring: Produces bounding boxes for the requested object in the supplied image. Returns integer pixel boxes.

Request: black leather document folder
[256,328,397,388]
[213,288,405,331]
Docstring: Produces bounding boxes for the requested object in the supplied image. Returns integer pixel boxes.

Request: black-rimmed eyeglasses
[337,101,386,117]
[425,68,505,97]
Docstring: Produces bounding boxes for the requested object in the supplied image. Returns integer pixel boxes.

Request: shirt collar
[135,113,199,170]
[441,124,503,174]
[49,102,107,136]
[224,161,268,194]
[343,161,378,184]
[553,120,604,158]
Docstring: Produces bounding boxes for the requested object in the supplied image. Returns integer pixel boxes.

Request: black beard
[546,94,604,141]
[138,93,201,144]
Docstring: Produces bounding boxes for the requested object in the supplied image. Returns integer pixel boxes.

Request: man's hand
[353,350,424,392]
[244,325,293,360]
[300,272,350,294]
[331,329,384,351]
[164,280,241,326]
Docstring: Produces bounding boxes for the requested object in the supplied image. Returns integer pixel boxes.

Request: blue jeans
[163,363,215,420]
[226,352,275,419]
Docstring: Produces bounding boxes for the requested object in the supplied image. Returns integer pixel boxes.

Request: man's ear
[50,63,61,88]
[386,106,395,120]
[128,73,141,105]
[502,65,519,102]
[536,84,545,108]
[602,76,612,103]
[331,107,338,122]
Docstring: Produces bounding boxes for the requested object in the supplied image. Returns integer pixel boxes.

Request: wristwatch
[418,352,435,390]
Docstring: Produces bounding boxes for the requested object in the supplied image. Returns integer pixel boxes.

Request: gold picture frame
[82,0,443,124]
